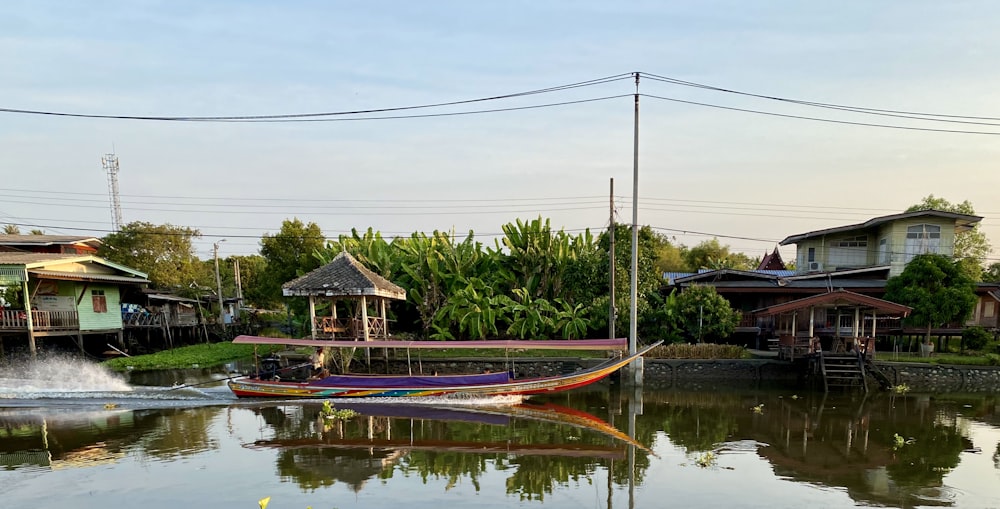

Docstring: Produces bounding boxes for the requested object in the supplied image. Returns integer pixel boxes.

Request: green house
[0,253,150,355]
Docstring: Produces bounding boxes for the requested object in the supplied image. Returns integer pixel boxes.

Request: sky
[3,1,1000,263]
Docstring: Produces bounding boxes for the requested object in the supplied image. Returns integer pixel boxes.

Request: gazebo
[753,289,911,360]
[281,252,406,342]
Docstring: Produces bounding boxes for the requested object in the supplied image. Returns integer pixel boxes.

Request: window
[985,301,996,319]
[878,238,889,264]
[904,224,942,262]
[807,247,816,263]
[91,290,107,313]
[837,235,868,248]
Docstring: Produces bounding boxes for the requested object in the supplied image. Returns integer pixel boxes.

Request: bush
[962,326,992,351]
[646,342,748,360]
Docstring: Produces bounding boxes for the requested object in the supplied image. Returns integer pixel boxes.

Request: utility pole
[214,239,226,325]
[234,258,243,321]
[629,71,642,384]
[609,177,616,339]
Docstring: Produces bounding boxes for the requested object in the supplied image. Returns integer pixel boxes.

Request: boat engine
[260,354,283,380]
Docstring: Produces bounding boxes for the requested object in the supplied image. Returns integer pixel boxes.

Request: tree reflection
[249,401,642,499]
[135,408,222,459]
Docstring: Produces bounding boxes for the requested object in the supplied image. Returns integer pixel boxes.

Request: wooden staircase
[818,351,868,392]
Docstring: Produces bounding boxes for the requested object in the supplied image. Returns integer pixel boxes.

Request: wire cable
[639,93,1000,136]
[0,74,633,121]
[641,72,1000,123]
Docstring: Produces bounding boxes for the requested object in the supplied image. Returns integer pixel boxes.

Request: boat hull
[228,342,660,399]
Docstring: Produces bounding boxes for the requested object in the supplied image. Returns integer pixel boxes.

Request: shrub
[646,342,748,360]
[962,326,992,351]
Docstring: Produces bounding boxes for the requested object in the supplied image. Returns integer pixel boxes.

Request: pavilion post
[308,295,316,339]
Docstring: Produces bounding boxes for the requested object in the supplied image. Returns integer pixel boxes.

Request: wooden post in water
[22,275,36,357]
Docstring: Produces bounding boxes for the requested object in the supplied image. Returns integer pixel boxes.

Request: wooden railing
[737,313,774,329]
[314,316,390,338]
[0,310,80,331]
[123,311,165,328]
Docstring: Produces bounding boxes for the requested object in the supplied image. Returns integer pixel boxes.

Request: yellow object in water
[258,497,270,509]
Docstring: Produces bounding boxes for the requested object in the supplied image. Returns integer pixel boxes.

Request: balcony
[0,309,80,331]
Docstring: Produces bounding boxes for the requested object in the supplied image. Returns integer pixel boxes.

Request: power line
[0,74,633,121]
[641,72,1000,124]
[639,93,1000,136]
[0,187,605,204]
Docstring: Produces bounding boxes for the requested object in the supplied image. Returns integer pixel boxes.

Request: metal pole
[609,177,616,339]
[629,72,642,383]
[214,240,226,325]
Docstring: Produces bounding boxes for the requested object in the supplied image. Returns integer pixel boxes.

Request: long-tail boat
[227,335,661,399]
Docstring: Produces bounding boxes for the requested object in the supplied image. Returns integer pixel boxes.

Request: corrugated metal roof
[0,253,85,264]
[780,210,981,245]
[28,269,150,285]
[282,251,406,299]
[663,272,695,285]
[146,293,198,303]
[0,235,101,246]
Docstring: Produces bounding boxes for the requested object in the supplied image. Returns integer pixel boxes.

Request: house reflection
[641,390,992,507]
[0,407,222,470]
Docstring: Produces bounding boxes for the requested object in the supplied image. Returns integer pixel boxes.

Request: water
[1,358,998,508]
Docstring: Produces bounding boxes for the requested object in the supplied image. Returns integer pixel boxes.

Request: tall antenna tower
[102,153,124,231]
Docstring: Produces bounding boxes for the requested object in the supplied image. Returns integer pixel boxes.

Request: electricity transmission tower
[102,153,124,232]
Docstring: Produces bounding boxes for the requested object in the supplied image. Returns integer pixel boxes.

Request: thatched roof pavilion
[282,252,406,341]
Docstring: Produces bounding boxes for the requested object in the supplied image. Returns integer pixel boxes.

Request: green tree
[670,284,740,342]
[650,233,687,273]
[683,238,756,271]
[884,253,977,348]
[231,254,269,309]
[98,221,208,290]
[259,218,325,304]
[983,262,1000,283]
[906,195,991,279]
[597,224,665,340]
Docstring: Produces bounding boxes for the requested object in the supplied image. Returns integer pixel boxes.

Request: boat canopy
[233,335,628,351]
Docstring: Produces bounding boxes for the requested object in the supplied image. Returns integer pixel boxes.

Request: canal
[1,357,998,508]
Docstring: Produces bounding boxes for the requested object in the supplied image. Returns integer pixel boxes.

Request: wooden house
[670,210,996,349]
[0,253,149,356]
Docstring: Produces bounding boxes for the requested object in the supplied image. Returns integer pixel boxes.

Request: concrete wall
[378,357,1000,393]
[873,361,1000,393]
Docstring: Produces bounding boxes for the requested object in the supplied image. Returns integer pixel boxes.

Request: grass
[102,342,280,372]
[881,353,1000,366]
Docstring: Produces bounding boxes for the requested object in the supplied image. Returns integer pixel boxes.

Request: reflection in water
[0,406,223,471]
[247,401,641,498]
[0,387,998,508]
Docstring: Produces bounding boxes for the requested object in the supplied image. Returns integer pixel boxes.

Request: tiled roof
[757,247,787,271]
[753,289,912,316]
[282,251,406,299]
